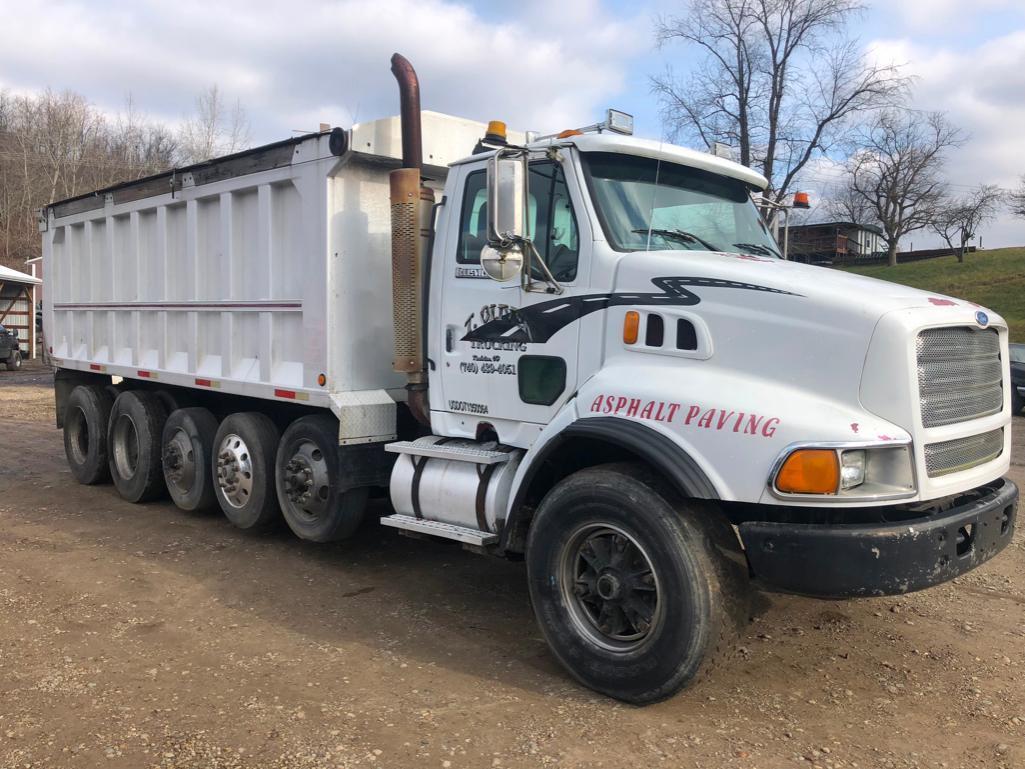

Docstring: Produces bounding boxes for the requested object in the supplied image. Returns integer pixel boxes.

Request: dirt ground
[1,361,1024,769]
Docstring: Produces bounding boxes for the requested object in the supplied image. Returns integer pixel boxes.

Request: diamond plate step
[379,514,498,546]
[384,439,511,465]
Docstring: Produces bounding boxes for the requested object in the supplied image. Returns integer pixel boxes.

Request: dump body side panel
[42,135,407,414]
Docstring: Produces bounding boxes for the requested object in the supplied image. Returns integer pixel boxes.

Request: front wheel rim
[559,522,663,652]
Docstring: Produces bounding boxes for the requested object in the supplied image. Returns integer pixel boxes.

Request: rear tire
[275,414,368,542]
[154,388,194,415]
[107,390,169,503]
[6,351,21,371]
[63,384,115,485]
[526,463,749,704]
[162,407,220,513]
[212,412,281,530]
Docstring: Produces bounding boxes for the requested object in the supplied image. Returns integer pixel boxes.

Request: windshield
[1010,344,1025,364]
[582,151,781,258]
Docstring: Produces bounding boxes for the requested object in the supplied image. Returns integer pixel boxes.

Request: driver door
[432,157,586,444]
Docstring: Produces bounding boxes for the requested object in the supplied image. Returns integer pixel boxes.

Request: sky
[2,0,1024,248]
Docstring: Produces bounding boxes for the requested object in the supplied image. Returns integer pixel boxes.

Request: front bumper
[739,478,1018,598]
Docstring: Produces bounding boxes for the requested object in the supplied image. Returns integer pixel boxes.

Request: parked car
[0,324,22,370]
[1011,343,1025,414]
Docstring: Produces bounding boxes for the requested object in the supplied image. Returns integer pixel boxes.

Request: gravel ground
[1,363,1023,769]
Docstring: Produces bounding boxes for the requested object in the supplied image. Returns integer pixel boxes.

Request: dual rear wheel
[62,385,366,541]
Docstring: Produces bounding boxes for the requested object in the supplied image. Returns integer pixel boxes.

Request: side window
[530,162,579,282]
[456,170,489,264]
[455,162,580,281]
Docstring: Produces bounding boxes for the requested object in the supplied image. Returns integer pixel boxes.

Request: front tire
[275,415,368,542]
[526,463,749,704]
[6,351,21,371]
[107,390,168,503]
[212,412,281,530]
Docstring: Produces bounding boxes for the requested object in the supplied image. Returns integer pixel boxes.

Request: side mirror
[480,243,523,282]
[487,153,527,243]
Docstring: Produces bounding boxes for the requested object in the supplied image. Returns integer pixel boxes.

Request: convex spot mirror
[480,243,523,282]
[487,153,527,243]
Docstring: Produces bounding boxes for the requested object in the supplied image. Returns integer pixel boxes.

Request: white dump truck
[42,55,1018,703]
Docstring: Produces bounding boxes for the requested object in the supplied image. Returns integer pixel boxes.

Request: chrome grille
[916,327,1002,427]
[924,428,1004,477]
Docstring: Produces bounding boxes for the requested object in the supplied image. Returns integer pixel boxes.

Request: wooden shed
[0,263,42,359]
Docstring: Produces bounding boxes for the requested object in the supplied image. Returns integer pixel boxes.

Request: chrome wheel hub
[216,433,253,508]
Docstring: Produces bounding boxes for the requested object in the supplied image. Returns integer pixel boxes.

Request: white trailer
[44,55,1018,703]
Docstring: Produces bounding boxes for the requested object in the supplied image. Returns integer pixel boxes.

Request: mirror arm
[521,239,564,295]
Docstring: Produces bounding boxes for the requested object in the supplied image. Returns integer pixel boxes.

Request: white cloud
[863,30,1025,247]
[883,0,1024,33]
[0,0,647,142]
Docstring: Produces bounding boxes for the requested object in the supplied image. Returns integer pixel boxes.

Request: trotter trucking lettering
[588,394,780,437]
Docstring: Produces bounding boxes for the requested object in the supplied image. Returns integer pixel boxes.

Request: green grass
[843,247,1025,342]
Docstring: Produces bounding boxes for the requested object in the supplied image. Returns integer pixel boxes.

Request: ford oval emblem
[975,310,989,327]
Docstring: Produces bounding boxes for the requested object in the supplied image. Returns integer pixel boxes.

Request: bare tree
[823,176,875,224]
[178,85,251,164]
[1009,175,1025,220]
[652,0,907,206]
[0,89,184,269]
[842,110,964,267]
[929,185,1003,262]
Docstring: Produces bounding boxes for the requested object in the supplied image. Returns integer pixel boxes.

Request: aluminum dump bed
[42,112,510,443]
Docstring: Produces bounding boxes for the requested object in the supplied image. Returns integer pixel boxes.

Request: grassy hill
[844,247,1025,342]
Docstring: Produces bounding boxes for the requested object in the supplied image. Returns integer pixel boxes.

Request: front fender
[573,361,911,505]
[499,398,719,551]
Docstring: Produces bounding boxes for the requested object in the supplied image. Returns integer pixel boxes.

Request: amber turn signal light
[776,449,839,494]
[623,311,640,344]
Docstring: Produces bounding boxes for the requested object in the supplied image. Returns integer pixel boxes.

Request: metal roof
[791,220,884,236]
[0,264,41,285]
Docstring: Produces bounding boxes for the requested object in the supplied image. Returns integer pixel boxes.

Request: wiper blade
[732,242,780,257]
[632,228,721,252]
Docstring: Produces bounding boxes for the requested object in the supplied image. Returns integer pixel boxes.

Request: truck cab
[383,110,1017,701]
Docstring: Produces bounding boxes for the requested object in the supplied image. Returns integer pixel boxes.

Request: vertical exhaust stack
[389,53,435,426]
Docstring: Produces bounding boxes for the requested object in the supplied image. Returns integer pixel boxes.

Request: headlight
[771,443,915,500]
[840,450,866,490]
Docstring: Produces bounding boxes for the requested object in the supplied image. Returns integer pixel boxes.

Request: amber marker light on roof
[485,120,507,144]
[623,311,640,345]
[776,449,839,495]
